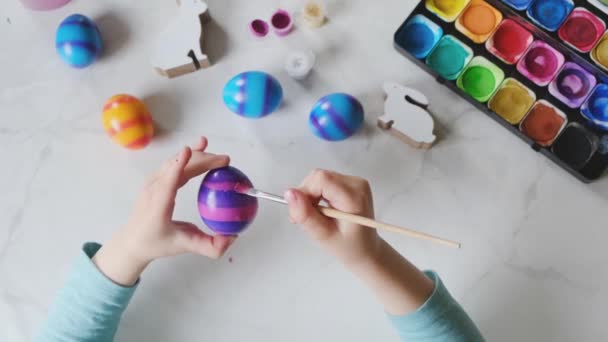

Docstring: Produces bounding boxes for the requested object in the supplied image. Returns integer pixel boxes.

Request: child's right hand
[286,169,435,315]
[285,169,384,268]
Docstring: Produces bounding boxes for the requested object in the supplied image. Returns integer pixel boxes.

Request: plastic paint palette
[395,0,608,182]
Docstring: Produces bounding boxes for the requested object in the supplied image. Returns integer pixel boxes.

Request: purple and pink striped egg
[197,166,258,235]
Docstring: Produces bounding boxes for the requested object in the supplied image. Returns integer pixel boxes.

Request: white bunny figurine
[378,82,436,149]
[151,0,211,78]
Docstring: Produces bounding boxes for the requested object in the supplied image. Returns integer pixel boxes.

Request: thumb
[285,189,336,241]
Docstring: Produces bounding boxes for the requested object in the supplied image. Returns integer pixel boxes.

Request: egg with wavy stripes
[102,94,154,150]
[223,71,283,118]
[309,93,364,141]
[56,14,103,68]
[198,166,258,235]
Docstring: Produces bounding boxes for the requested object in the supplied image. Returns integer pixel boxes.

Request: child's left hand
[93,137,234,286]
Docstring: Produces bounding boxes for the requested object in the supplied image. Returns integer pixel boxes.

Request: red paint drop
[487,19,533,64]
[563,18,597,45]
[558,9,605,53]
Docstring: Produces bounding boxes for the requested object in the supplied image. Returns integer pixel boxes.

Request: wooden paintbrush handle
[318,207,461,249]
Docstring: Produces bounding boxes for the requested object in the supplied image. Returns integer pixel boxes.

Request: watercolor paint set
[394,0,608,182]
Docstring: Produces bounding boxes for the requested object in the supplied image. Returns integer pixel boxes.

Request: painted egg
[56,14,102,68]
[309,93,364,141]
[223,71,283,118]
[102,94,154,150]
[198,166,259,235]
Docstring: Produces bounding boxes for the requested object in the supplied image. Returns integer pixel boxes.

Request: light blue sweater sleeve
[36,244,482,342]
[36,242,138,342]
[388,271,485,342]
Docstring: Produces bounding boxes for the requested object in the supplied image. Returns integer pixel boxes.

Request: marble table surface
[2,0,607,341]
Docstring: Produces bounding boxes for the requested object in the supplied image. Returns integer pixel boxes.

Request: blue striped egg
[56,14,102,68]
[223,71,283,118]
[309,93,364,141]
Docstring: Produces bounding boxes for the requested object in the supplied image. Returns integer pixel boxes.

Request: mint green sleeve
[36,243,138,342]
[387,271,485,342]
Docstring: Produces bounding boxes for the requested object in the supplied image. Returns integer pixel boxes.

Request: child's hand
[93,137,234,286]
[285,169,383,267]
[285,169,435,315]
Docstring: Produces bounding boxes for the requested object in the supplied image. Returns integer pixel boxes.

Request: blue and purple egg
[197,166,258,235]
[309,93,364,141]
[56,14,103,68]
[223,71,283,118]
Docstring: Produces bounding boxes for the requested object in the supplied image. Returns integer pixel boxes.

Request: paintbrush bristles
[233,182,253,194]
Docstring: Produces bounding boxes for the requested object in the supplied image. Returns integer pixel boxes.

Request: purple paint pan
[250,19,269,37]
[516,40,565,86]
[270,9,293,36]
[549,62,596,108]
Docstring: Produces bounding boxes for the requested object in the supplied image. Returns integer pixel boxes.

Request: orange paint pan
[456,0,502,43]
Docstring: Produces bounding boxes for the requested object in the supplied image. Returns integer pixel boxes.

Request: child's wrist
[342,238,388,273]
[92,231,150,287]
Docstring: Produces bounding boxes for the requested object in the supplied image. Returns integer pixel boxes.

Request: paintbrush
[234,184,461,249]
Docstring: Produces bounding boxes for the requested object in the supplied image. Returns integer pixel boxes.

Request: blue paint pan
[395,14,443,59]
[527,0,574,31]
[582,84,608,131]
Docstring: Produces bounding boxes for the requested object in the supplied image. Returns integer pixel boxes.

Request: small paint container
[457,56,505,102]
[591,32,608,71]
[397,15,443,59]
[20,0,71,10]
[426,35,473,80]
[589,0,608,15]
[488,78,536,124]
[581,84,608,131]
[516,41,565,86]
[455,0,502,43]
[501,0,533,11]
[486,19,533,65]
[552,122,599,170]
[270,9,293,36]
[425,0,471,22]
[302,1,326,28]
[527,0,574,32]
[549,62,596,108]
[558,8,605,53]
[285,50,316,80]
[250,19,269,38]
[520,100,567,146]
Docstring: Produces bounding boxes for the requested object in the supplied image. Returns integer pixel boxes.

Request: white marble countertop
[1,0,607,341]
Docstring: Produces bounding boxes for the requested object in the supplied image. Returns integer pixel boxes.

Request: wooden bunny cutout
[152,0,211,78]
[378,82,436,149]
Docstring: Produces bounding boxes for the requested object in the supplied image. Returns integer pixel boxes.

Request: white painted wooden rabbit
[378,82,436,149]
[152,0,210,78]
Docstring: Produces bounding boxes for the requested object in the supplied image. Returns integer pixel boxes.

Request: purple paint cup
[250,19,269,38]
[270,9,293,36]
[20,0,71,10]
